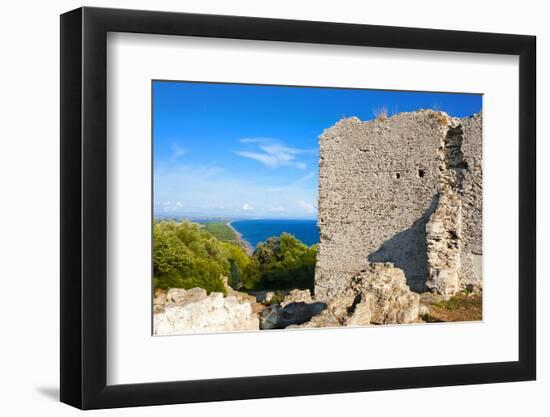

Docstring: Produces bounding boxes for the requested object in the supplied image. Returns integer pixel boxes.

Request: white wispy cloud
[266,171,316,192]
[297,199,316,214]
[236,138,313,170]
[171,143,186,160]
[239,138,272,144]
[158,200,185,212]
[154,164,317,218]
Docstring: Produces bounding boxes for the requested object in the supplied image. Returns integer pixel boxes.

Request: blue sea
[231,219,319,249]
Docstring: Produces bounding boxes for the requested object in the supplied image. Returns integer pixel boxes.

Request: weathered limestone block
[426,190,462,295]
[259,300,327,330]
[153,288,167,313]
[154,287,259,335]
[280,289,313,307]
[345,294,373,326]
[166,287,207,305]
[349,263,420,325]
[286,294,357,329]
[259,305,279,330]
[286,308,344,329]
[265,291,276,303]
[288,264,420,328]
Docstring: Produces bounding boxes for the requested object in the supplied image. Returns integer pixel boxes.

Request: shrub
[240,257,261,289]
[373,106,388,120]
[252,233,317,291]
[153,220,250,294]
[153,221,318,294]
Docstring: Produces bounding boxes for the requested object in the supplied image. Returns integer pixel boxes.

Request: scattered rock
[288,263,419,328]
[247,289,290,303]
[279,302,327,327]
[348,263,420,325]
[154,287,259,335]
[345,295,373,326]
[153,288,167,313]
[259,305,279,330]
[286,309,343,329]
[166,287,206,305]
[251,302,265,314]
[259,301,327,329]
[265,291,275,303]
[286,295,353,329]
[221,275,257,304]
[280,289,313,307]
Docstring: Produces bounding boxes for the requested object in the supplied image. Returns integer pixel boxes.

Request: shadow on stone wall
[368,193,439,292]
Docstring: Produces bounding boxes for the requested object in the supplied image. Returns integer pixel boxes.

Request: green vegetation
[153,221,318,294]
[248,233,317,291]
[153,220,254,294]
[425,293,482,322]
[421,313,433,322]
[266,293,285,306]
[431,294,481,311]
[202,222,238,242]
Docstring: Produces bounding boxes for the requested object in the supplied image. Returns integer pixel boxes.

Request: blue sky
[153,81,482,219]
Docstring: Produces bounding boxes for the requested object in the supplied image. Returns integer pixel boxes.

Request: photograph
[0,0,542,413]
[152,81,483,335]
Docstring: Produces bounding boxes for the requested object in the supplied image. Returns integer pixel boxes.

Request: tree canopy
[251,233,317,291]
[153,221,317,294]
[153,221,253,294]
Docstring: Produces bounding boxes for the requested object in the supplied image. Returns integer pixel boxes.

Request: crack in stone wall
[315,110,482,298]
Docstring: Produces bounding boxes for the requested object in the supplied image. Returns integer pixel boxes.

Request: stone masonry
[315,110,482,298]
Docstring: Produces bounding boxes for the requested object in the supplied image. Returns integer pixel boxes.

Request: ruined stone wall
[460,113,483,289]
[315,110,482,298]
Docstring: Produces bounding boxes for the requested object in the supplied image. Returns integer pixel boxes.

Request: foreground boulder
[280,289,313,306]
[259,289,327,329]
[285,301,346,329]
[347,263,420,325]
[260,300,327,330]
[294,263,420,328]
[154,287,259,335]
[266,264,420,329]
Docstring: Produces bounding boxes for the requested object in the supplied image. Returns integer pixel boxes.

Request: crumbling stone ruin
[283,263,420,328]
[315,110,482,300]
[154,283,259,335]
[154,110,483,334]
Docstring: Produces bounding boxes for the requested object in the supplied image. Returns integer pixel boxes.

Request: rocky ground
[419,292,482,323]
[153,262,481,335]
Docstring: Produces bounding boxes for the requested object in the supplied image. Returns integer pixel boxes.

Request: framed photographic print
[60,6,536,409]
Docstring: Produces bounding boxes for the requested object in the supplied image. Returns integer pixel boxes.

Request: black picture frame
[60,6,536,410]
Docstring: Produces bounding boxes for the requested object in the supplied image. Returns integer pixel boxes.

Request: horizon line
[153,215,318,221]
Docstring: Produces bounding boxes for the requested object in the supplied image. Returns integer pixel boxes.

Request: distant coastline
[154,216,318,254]
[230,219,319,249]
[227,221,254,255]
